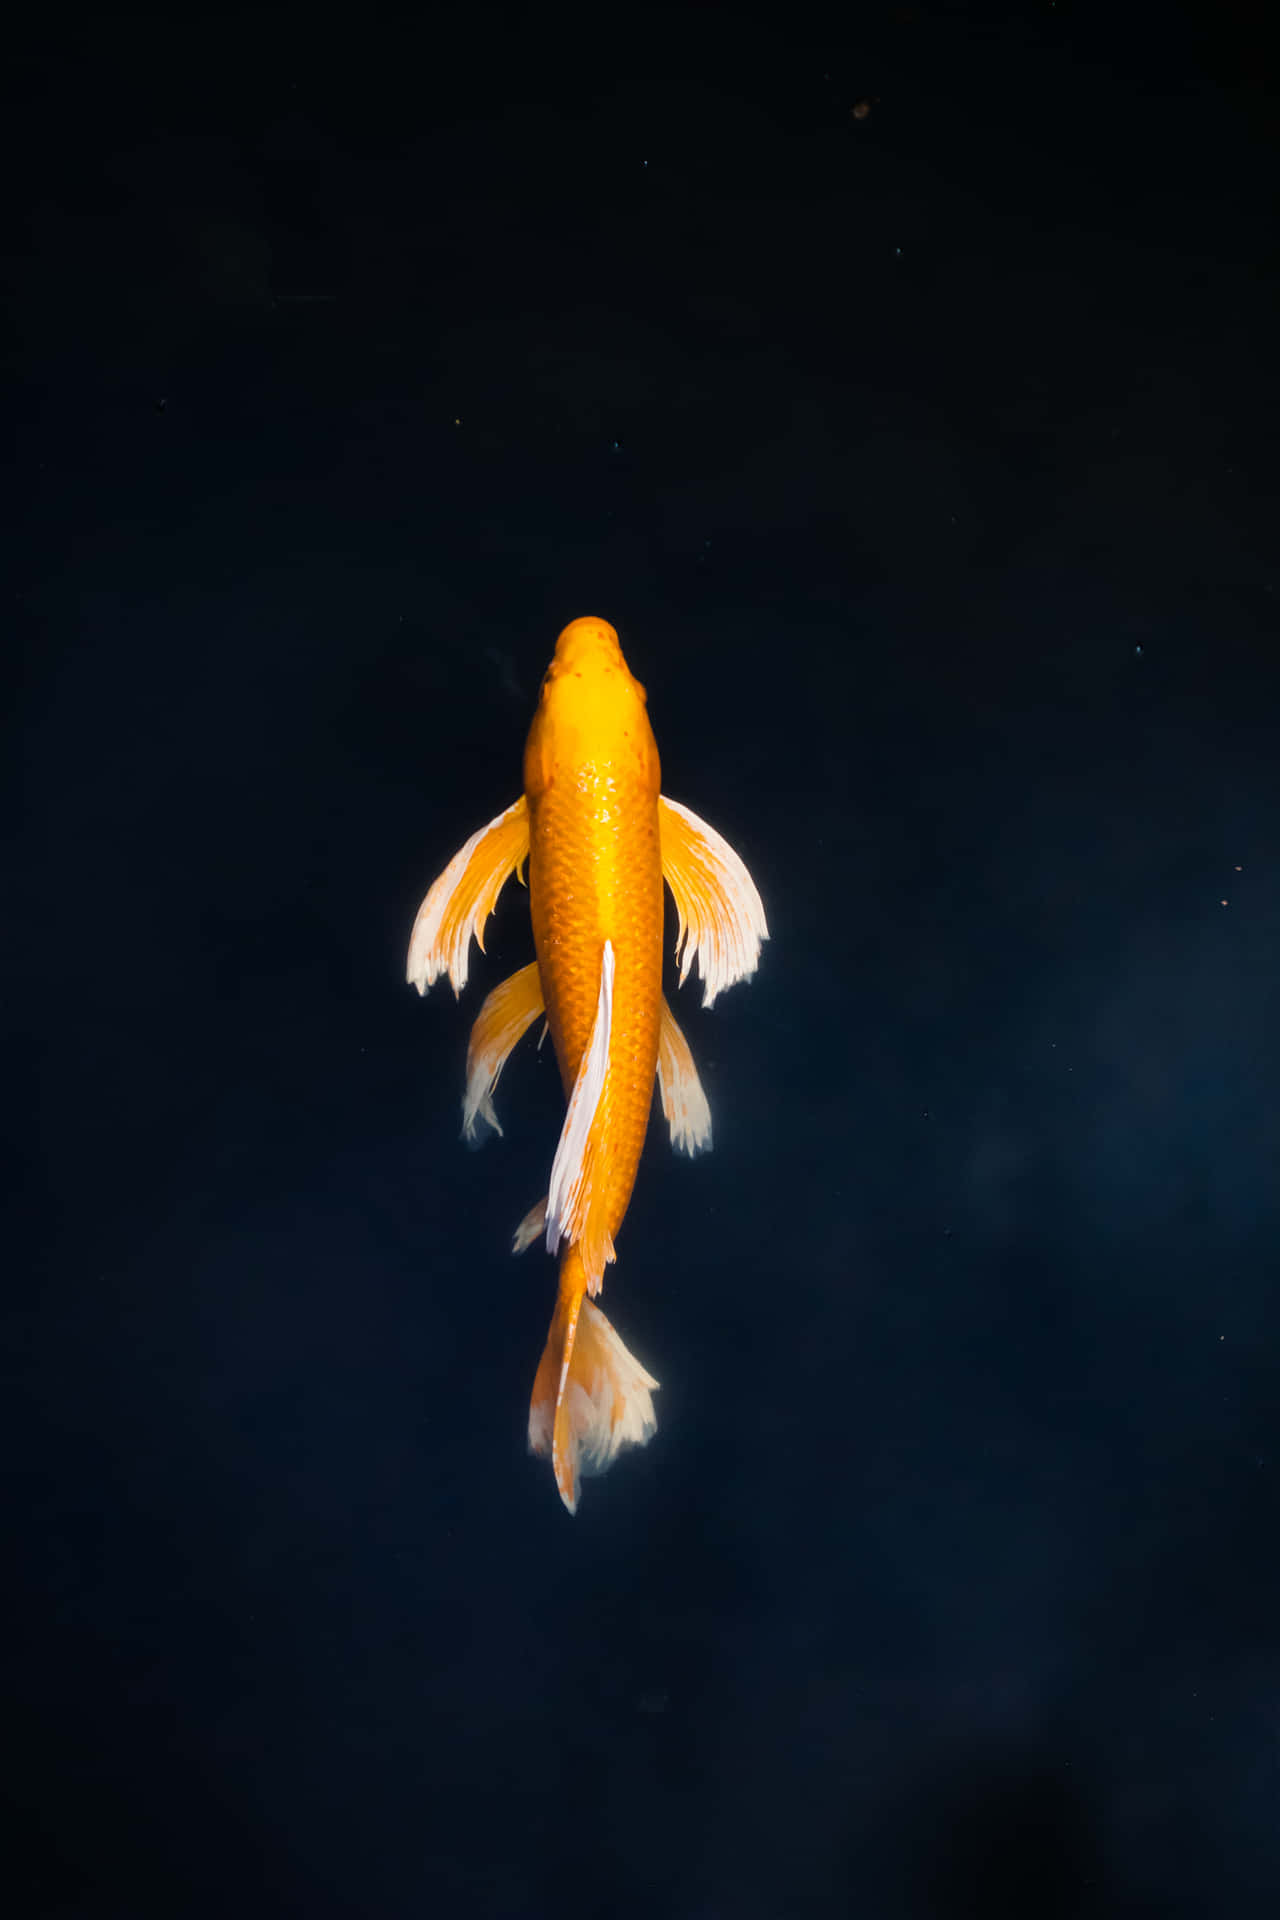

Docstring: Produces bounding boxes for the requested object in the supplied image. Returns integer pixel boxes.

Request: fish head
[525,617,659,796]
[549,615,629,677]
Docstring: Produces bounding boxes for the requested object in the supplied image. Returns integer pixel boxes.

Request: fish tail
[528,1249,659,1515]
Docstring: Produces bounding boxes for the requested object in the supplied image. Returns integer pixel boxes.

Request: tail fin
[528,1278,659,1514]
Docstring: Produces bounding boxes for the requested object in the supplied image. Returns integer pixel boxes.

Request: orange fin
[528,1275,659,1515]
[544,939,617,1294]
[462,961,544,1141]
[658,795,768,1008]
[406,796,529,998]
[657,995,713,1154]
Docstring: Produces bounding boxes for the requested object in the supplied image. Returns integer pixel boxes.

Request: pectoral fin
[658,796,769,1008]
[462,961,545,1141]
[657,995,713,1154]
[406,796,529,998]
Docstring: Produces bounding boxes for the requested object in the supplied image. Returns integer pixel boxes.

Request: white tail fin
[528,1278,659,1514]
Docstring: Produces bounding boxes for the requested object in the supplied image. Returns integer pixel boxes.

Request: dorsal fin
[544,940,617,1294]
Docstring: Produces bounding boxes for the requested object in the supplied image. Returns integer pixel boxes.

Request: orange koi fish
[407,616,767,1512]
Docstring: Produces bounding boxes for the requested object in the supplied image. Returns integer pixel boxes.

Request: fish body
[524,618,664,1275]
[407,616,767,1511]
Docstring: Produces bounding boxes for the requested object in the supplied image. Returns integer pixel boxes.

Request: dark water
[10,5,1279,1914]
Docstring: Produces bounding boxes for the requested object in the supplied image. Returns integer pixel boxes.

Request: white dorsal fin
[544,940,614,1262]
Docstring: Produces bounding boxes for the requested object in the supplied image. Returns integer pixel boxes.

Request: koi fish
[406,616,767,1512]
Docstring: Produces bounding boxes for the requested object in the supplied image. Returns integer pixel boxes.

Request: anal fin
[512,1198,546,1253]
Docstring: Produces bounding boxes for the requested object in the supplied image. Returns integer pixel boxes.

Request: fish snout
[551,616,624,675]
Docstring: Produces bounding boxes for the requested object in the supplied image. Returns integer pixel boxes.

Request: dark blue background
[10,4,1279,1913]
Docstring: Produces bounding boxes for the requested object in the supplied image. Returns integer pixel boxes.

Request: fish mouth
[551,616,625,675]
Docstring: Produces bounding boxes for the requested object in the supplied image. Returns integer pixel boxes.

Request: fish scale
[527,734,665,1243]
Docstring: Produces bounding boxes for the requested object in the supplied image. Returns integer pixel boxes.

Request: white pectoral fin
[544,939,617,1293]
[658,795,769,1008]
[406,795,529,998]
[657,995,713,1154]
